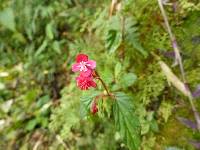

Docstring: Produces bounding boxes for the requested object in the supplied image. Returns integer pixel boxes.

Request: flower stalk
[93,70,111,96]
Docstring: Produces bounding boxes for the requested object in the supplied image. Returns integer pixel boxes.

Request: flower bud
[91,101,98,114]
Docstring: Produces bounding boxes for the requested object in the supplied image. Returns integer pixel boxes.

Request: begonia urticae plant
[72,53,141,150]
[72,54,111,114]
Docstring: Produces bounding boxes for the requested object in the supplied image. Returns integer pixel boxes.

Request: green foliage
[113,92,141,150]
[120,73,137,88]
[93,7,147,56]
[80,91,101,117]
[49,87,80,139]
[0,0,200,149]
[114,62,122,77]
[124,17,147,57]
[141,134,156,150]
[158,101,173,123]
[0,8,16,31]
[105,15,147,56]
[137,64,166,105]
[79,91,141,150]
[105,15,122,53]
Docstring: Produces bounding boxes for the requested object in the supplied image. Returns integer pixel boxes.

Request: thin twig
[33,141,41,150]
[109,0,118,17]
[157,0,200,131]
[33,135,43,150]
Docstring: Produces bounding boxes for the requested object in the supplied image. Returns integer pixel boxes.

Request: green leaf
[113,92,141,150]
[80,91,101,117]
[35,40,48,56]
[46,23,54,40]
[0,8,16,31]
[115,62,122,78]
[52,41,61,54]
[150,120,159,133]
[25,119,38,131]
[141,121,150,135]
[120,73,137,88]
[105,15,122,53]
[105,29,122,53]
[36,95,50,108]
[102,68,114,84]
[24,89,40,103]
[125,17,147,57]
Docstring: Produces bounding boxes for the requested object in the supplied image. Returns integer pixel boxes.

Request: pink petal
[75,74,96,90]
[76,76,81,81]
[80,69,92,77]
[87,60,96,69]
[76,54,88,63]
[72,63,80,72]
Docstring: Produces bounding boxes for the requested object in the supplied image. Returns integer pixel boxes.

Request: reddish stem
[93,70,111,96]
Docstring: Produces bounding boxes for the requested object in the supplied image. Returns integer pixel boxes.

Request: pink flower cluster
[72,54,97,90]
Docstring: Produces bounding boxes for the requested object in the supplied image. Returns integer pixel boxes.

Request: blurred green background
[0,0,200,149]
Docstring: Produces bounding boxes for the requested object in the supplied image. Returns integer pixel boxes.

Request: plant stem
[187,93,200,131]
[157,0,186,82]
[157,0,200,131]
[94,71,111,96]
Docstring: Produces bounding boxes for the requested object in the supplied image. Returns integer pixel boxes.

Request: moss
[156,104,196,150]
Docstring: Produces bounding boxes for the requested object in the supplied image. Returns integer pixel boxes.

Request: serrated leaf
[0,8,16,31]
[105,29,122,53]
[80,103,88,119]
[101,68,114,84]
[113,92,141,150]
[125,17,147,57]
[105,15,122,53]
[80,91,101,116]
